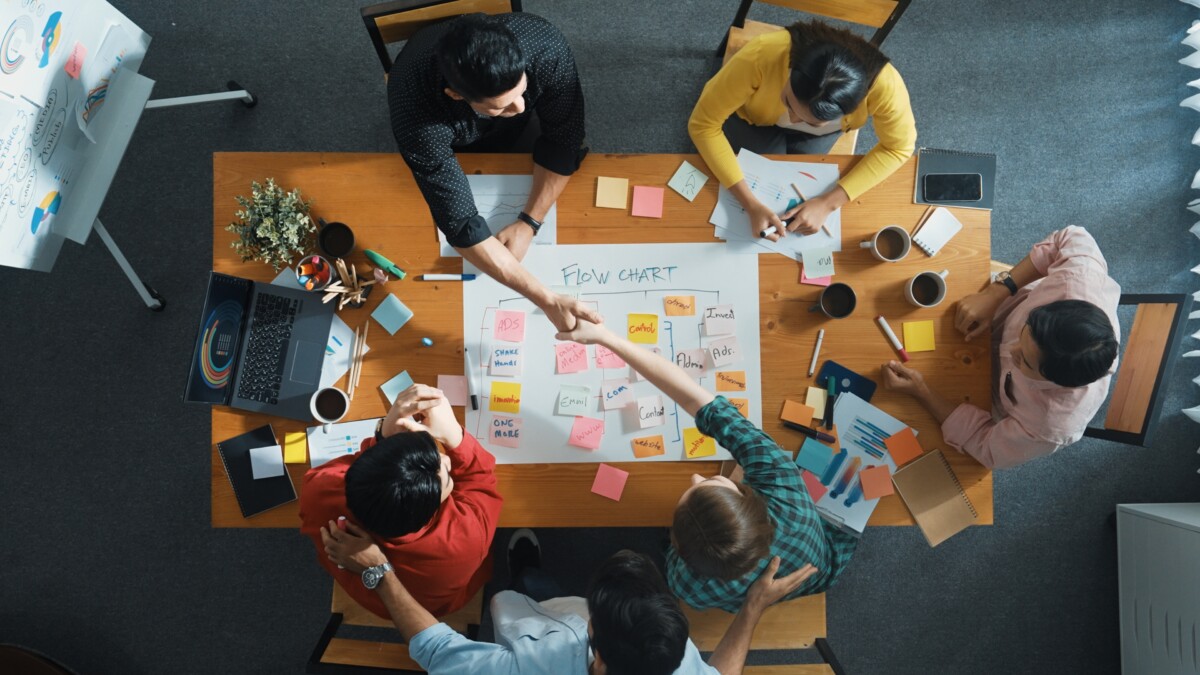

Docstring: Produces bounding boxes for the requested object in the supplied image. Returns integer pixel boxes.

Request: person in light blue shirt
[321,520,815,675]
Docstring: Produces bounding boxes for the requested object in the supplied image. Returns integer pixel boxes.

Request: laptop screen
[185,273,252,404]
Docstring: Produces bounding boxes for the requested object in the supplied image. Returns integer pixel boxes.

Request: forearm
[728,180,757,210]
[706,602,764,675]
[524,164,569,222]
[912,385,959,425]
[377,572,439,641]
[598,333,713,417]
[457,238,555,309]
[1007,254,1040,288]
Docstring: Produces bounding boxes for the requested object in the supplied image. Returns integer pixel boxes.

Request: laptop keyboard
[235,293,299,405]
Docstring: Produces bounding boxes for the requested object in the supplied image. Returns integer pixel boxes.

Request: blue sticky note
[372,294,414,335]
[380,370,415,404]
[796,437,834,476]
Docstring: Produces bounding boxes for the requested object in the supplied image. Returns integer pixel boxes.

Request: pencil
[355,322,369,392]
[807,328,824,377]
[912,205,935,235]
[348,326,360,399]
[791,182,833,237]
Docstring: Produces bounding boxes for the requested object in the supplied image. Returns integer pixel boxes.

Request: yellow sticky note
[715,371,746,392]
[663,295,696,316]
[729,398,749,418]
[903,320,936,353]
[805,387,828,421]
[631,435,666,458]
[627,313,659,344]
[489,381,522,414]
[283,432,307,464]
[596,176,629,209]
[683,427,717,459]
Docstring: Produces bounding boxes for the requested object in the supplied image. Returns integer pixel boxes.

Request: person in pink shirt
[880,226,1121,469]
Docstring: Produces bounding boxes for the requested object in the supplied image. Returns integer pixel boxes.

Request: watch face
[363,569,380,589]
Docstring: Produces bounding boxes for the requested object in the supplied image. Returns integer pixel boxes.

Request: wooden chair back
[362,0,521,73]
[718,0,912,58]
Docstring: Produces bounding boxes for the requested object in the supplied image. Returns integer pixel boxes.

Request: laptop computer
[185,272,335,421]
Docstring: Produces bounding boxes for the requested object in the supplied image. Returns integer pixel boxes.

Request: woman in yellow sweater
[689,21,916,240]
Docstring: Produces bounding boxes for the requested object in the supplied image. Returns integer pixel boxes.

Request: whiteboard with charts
[463,243,762,464]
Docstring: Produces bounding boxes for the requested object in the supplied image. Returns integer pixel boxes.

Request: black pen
[783,420,837,444]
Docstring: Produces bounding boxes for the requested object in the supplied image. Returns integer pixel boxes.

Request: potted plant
[226,178,316,271]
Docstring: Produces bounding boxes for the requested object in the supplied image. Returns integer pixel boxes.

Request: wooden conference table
[211,152,994,529]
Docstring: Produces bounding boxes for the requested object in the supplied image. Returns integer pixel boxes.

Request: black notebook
[216,424,297,518]
[913,147,997,211]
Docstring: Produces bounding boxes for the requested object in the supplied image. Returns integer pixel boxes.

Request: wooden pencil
[354,323,369,392]
[790,182,832,237]
[913,205,935,235]
[348,326,361,399]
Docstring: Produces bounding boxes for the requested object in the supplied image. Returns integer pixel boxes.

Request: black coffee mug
[809,282,857,319]
[318,220,355,258]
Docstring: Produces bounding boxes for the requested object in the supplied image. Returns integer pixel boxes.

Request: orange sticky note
[859,465,894,500]
[729,398,749,417]
[631,185,664,218]
[591,463,629,501]
[780,400,815,427]
[716,371,746,392]
[663,295,696,316]
[488,382,522,414]
[569,416,605,450]
[631,435,666,458]
[884,427,924,466]
[683,427,716,459]
[627,313,659,344]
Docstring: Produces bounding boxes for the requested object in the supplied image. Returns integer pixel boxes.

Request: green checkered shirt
[666,396,858,612]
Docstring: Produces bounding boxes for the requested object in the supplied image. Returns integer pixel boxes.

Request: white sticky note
[667,160,710,202]
[675,348,709,379]
[249,445,286,480]
[708,336,741,367]
[636,395,666,428]
[557,384,593,416]
[703,305,736,336]
[802,246,836,278]
[601,379,635,410]
[490,345,523,377]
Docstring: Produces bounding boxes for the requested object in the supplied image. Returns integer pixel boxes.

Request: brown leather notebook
[892,449,977,547]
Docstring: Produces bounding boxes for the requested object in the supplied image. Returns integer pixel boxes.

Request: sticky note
[283,432,307,464]
[631,185,665,218]
[729,398,749,417]
[627,314,659,344]
[596,176,629,209]
[591,463,629,501]
[683,427,717,459]
[716,371,746,392]
[903,320,936,353]
[601,379,635,410]
[380,370,415,404]
[249,445,286,479]
[707,336,741,367]
[490,346,523,377]
[489,381,522,414]
[796,437,835,475]
[489,415,522,448]
[632,434,666,458]
[569,416,605,450]
[372,294,414,335]
[675,348,709,378]
[557,384,592,416]
[636,395,666,428]
[436,375,469,407]
[664,295,696,316]
[595,344,626,369]
[884,427,924,466]
[780,400,815,427]
[667,160,709,202]
[630,346,661,382]
[859,465,894,500]
[64,42,86,79]
[494,310,526,343]
[800,267,832,287]
[801,470,828,502]
[805,387,828,420]
[555,342,589,373]
[802,247,836,278]
[703,305,736,336]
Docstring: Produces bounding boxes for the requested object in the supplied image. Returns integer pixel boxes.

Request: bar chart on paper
[437,174,558,256]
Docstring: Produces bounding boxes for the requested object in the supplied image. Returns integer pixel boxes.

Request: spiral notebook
[913,147,996,211]
[891,449,977,547]
[216,424,298,518]
[911,207,963,257]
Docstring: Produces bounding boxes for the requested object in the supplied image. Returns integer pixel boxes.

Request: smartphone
[923,173,983,202]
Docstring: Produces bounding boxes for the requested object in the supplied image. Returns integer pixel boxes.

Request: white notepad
[912,207,963,256]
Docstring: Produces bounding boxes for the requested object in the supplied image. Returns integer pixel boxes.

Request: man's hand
[955,285,1008,341]
[744,557,817,615]
[321,519,388,574]
[495,221,535,262]
[540,293,603,333]
[744,197,786,242]
[554,319,617,346]
[783,194,835,236]
[381,384,463,448]
[880,360,929,398]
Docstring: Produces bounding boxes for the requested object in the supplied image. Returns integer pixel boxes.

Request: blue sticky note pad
[796,437,834,476]
[372,294,414,335]
[380,370,415,404]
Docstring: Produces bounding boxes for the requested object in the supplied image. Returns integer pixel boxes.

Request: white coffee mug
[310,386,349,433]
[859,225,912,262]
[905,269,950,307]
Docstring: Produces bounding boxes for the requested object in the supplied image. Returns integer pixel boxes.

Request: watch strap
[517,211,542,235]
[998,273,1018,296]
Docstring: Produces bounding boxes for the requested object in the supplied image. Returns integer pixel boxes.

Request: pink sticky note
[595,344,627,369]
[494,309,526,343]
[601,379,635,410]
[800,268,832,287]
[555,342,589,374]
[489,415,522,448]
[436,375,469,407]
[631,186,665,218]
[569,416,605,450]
[591,463,629,501]
[64,42,86,79]
[801,470,828,502]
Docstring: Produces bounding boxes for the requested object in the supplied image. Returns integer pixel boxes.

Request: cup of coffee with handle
[905,269,950,308]
[311,386,350,433]
[809,282,857,319]
[859,225,912,262]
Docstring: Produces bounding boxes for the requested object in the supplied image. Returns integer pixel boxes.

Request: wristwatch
[517,211,542,236]
[994,270,1018,296]
[374,418,386,442]
[362,562,393,590]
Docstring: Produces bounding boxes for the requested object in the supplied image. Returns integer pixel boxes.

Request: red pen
[875,315,909,362]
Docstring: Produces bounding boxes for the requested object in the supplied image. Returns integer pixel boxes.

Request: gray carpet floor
[1,1,1198,674]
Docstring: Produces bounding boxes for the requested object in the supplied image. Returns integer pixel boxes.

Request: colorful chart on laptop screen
[198,300,243,389]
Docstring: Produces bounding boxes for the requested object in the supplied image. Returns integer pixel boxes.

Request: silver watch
[362,562,393,590]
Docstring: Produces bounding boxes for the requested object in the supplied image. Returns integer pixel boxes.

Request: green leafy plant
[226,178,315,271]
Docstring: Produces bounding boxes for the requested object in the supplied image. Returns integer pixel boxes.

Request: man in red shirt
[299,384,503,618]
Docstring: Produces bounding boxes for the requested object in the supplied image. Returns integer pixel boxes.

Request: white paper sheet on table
[307,417,380,468]
[437,174,558,257]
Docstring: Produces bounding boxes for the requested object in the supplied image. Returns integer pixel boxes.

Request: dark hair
[786,20,889,121]
[435,14,527,103]
[1025,299,1118,388]
[344,432,443,538]
[587,550,688,675]
[671,483,773,580]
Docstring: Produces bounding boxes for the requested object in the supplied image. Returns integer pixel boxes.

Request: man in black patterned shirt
[389,12,597,330]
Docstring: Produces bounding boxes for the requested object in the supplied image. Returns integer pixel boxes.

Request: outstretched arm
[707,557,818,675]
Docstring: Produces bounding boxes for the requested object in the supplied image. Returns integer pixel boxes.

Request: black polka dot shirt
[388,13,588,249]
